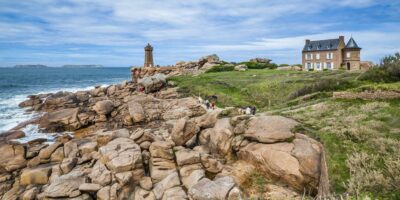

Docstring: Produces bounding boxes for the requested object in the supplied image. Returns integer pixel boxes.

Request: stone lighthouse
[144,43,154,68]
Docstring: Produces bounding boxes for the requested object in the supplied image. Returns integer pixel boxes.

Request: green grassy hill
[169,69,400,199]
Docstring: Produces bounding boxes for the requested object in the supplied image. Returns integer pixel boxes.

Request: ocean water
[0,67,130,140]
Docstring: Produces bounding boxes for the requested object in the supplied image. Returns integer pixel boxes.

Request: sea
[0,67,130,141]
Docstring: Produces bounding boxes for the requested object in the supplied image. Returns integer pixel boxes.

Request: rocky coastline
[0,69,329,199]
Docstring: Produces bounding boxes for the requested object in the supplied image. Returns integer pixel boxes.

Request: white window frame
[326,52,333,59]
[326,62,332,69]
[316,62,321,70]
[346,52,351,58]
[307,62,312,69]
[316,53,320,60]
[310,54,313,59]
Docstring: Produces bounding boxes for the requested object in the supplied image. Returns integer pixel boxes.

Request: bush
[288,78,352,99]
[206,64,234,73]
[359,52,400,82]
[241,62,278,69]
[279,64,289,67]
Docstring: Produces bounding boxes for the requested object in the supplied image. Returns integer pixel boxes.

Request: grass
[169,68,400,198]
[169,69,361,110]
[283,99,400,199]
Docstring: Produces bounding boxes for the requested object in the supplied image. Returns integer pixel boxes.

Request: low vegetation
[169,55,400,198]
[359,52,400,83]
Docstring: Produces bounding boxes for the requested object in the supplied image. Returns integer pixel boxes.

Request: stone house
[302,36,361,71]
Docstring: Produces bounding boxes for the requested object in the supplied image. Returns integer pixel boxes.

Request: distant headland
[13,64,48,68]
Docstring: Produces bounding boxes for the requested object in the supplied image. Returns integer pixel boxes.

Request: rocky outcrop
[7,78,328,199]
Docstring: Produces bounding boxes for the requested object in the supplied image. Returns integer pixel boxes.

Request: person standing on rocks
[205,99,210,109]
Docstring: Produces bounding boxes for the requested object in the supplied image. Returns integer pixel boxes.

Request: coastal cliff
[0,73,328,199]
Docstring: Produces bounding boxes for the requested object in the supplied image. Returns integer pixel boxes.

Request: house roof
[302,38,340,52]
[345,37,361,49]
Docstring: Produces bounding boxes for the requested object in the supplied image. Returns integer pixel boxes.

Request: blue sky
[0,0,399,67]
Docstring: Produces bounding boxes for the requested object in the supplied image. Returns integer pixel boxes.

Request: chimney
[305,39,310,45]
[339,35,344,44]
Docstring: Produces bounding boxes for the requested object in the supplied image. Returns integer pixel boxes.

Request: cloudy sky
[0,0,399,67]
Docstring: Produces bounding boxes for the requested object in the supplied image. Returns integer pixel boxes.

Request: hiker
[131,68,136,82]
[250,106,256,115]
[198,95,204,104]
[205,99,210,109]
[209,95,218,110]
[245,107,251,115]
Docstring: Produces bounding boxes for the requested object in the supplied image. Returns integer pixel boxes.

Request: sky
[0,0,399,67]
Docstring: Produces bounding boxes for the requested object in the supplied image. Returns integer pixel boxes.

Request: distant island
[13,64,48,68]
[62,65,103,68]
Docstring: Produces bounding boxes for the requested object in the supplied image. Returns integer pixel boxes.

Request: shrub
[288,78,352,99]
[359,52,400,82]
[206,64,234,73]
[241,62,278,69]
[279,64,289,67]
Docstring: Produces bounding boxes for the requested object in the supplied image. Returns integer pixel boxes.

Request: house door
[347,62,351,70]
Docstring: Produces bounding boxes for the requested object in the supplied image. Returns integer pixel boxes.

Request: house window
[310,54,313,59]
[326,52,333,59]
[307,63,312,69]
[316,62,321,70]
[326,62,332,69]
[346,52,351,58]
[316,53,320,59]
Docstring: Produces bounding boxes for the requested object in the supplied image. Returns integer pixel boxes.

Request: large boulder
[99,138,143,174]
[20,164,53,185]
[188,176,238,200]
[44,170,87,198]
[171,117,200,146]
[152,172,181,199]
[93,100,114,115]
[238,142,305,191]
[138,73,167,93]
[243,116,297,143]
[149,141,177,183]
[128,101,146,123]
[208,118,234,156]
[39,108,81,131]
[89,160,112,186]
[0,144,26,172]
